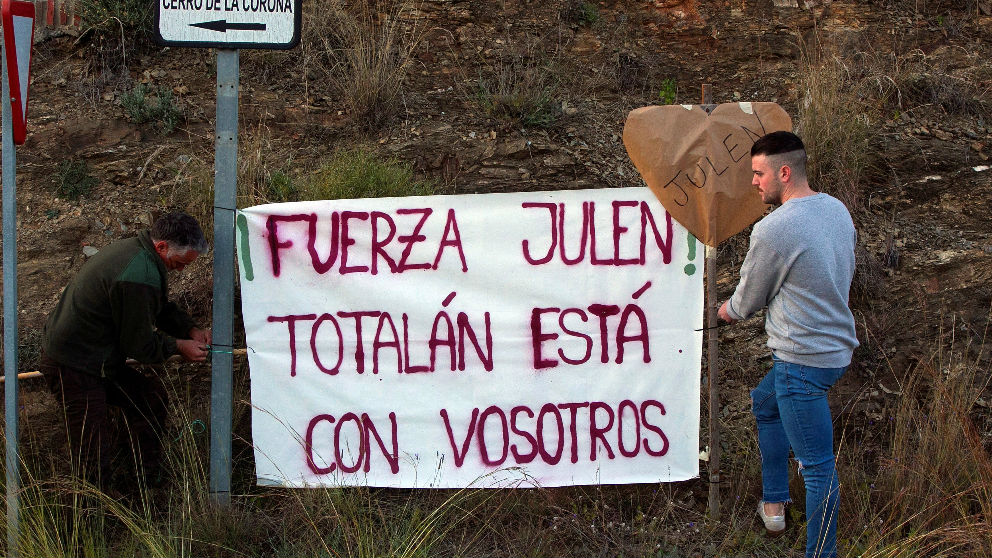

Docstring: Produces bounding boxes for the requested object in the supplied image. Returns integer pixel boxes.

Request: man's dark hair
[751,131,805,157]
[151,212,209,253]
[751,131,808,180]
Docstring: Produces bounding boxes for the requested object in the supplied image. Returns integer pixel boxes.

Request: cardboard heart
[623,102,792,246]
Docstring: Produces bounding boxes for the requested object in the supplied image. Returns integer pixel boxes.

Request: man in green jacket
[40,211,211,488]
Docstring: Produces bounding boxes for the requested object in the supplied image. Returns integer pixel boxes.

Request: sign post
[2,1,33,554]
[155,0,300,507]
[2,38,20,558]
[209,48,238,506]
[701,83,721,520]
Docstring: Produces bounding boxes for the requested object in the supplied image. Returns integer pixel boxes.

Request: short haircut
[151,212,209,253]
[751,131,807,179]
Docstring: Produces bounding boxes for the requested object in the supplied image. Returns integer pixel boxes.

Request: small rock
[498,139,531,158]
[82,246,100,257]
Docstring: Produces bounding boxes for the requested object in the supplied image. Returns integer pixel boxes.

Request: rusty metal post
[701,83,721,520]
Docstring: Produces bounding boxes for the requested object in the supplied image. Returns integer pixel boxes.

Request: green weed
[477,53,562,129]
[304,149,435,201]
[120,84,184,134]
[54,159,98,201]
[658,78,678,105]
[268,170,298,203]
[564,1,600,26]
[77,0,154,46]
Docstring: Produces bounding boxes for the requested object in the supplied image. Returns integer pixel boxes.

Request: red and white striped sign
[2,0,34,144]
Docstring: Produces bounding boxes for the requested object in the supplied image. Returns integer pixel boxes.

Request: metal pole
[209,48,238,507]
[2,36,21,557]
[701,83,721,520]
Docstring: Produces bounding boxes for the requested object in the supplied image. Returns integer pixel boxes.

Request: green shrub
[121,84,184,134]
[303,150,434,201]
[267,170,299,202]
[477,55,561,129]
[77,0,154,45]
[658,78,678,105]
[561,1,600,26]
[54,159,98,200]
[579,2,600,24]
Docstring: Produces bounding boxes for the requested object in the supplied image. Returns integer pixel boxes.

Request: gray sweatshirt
[726,193,859,368]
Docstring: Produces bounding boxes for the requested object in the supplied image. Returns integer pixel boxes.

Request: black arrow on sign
[191,20,267,33]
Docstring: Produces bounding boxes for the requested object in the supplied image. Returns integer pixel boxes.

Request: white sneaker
[758,501,786,536]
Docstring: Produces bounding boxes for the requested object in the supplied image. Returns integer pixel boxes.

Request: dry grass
[474,37,564,129]
[298,0,424,130]
[895,0,985,15]
[796,49,879,212]
[4,315,991,556]
[236,123,301,207]
[851,315,992,557]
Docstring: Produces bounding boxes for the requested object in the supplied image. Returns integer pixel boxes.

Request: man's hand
[190,327,212,345]
[718,300,738,324]
[177,338,209,362]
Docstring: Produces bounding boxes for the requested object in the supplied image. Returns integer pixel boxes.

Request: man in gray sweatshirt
[718,131,858,558]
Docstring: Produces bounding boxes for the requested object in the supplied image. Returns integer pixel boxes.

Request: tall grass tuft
[0,469,175,556]
[476,40,562,129]
[796,51,878,213]
[301,0,423,130]
[237,124,301,207]
[843,313,992,557]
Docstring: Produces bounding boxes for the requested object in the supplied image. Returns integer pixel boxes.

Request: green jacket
[42,230,197,377]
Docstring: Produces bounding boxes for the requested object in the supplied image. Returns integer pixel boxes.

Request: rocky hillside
[3,0,991,553]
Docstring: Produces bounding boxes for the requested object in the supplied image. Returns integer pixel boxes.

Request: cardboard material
[623,102,792,246]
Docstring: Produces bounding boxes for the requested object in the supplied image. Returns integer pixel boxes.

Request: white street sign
[155,0,301,49]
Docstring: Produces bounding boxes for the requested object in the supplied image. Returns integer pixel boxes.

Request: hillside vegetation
[2,0,991,556]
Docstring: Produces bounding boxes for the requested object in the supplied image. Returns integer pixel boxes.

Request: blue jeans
[751,355,847,558]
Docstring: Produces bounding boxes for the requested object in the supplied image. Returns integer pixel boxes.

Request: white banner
[237,187,703,488]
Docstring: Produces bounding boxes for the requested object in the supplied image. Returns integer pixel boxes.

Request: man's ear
[153,240,170,257]
[779,164,792,183]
